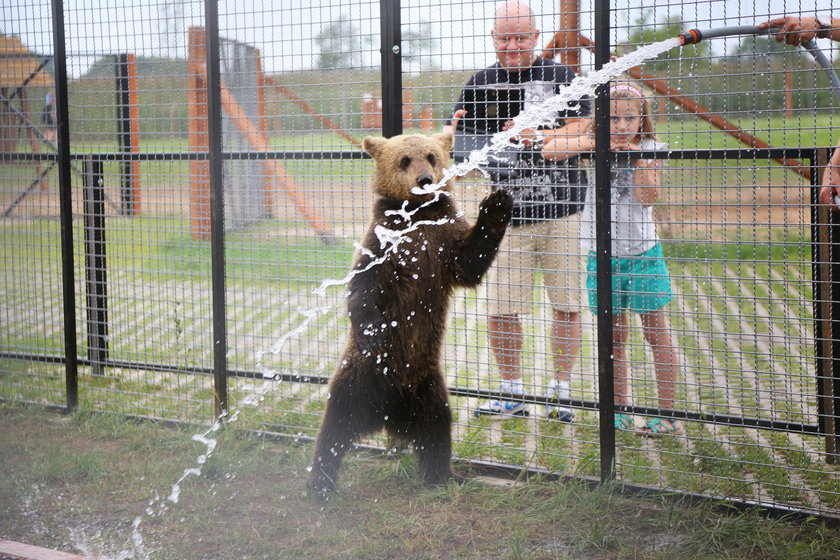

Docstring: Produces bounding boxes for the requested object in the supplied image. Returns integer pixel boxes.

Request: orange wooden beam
[263,75,362,148]
[125,53,141,215]
[212,67,333,239]
[187,27,211,241]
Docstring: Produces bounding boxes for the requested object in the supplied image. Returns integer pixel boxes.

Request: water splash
[437,37,682,189]
[305,37,681,356]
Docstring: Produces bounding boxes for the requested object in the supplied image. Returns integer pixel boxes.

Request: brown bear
[307,132,512,492]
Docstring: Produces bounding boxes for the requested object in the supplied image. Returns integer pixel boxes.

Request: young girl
[540,81,680,435]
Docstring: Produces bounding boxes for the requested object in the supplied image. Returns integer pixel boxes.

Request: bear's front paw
[355,323,389,357]
[478,189,513,235]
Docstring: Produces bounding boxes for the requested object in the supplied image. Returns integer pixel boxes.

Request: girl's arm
[633,158,660,206]
[542,129,594,161]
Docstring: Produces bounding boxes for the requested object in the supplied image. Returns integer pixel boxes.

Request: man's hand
[759,17,819,46]
[442,109,467,136]
[820,165,840,210]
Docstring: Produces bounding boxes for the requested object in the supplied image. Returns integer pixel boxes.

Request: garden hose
[677,25,840,105]
[678,24,840,204]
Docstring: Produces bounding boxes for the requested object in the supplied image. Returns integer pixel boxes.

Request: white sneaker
[545,381,574,422]
[474,399,529,417]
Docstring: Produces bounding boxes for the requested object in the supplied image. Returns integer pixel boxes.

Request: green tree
[315,14,365,69]
[401,20,439,72]
[618,12,713,73]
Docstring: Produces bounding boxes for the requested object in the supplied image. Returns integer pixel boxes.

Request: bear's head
[362,133,455,203]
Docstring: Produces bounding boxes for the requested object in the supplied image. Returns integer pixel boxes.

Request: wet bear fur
[307,132,512,492]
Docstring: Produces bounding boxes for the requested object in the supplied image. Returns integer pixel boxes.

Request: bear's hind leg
[308,380,380,493]
[308,403,355,493]
[409,378,462,486]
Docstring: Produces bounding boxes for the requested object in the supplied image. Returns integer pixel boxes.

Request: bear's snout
[416,174,434,188]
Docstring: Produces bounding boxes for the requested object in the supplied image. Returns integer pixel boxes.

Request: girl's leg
[640,310,679,433]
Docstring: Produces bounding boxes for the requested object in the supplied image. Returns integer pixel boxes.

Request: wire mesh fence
[2,0,839,519]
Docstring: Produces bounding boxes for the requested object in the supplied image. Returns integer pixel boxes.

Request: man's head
[491,1,539,70]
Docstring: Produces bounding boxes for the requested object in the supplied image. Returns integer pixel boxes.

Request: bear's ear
[363,136,387,159]
[433,131,454,154]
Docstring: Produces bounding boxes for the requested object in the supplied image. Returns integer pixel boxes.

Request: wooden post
[421,104,433,132]
[785,69,793,119]
[215,78,333,239]
[116,53,141,215]
[558,0,581,74]
[814,147,839,463]
[402,89,413,130]
[576,34,813,182]
[188,27,211,241]
[18,87,46,190]
[255,49,274,214]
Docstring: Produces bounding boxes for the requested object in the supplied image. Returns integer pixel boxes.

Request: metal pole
[204,0,228,418]
[593,0,616,483]
[82,157,109,376]
[813,147,839,463]
[51,0,78,411]
[379,0,402,138]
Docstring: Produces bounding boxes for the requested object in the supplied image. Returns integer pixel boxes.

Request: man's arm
[441,109,467,136]
[819,137,840,209]
[759,15,839,46]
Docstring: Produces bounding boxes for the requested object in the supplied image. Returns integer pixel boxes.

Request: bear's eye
[427,153,437,166]
[400,156,411,170]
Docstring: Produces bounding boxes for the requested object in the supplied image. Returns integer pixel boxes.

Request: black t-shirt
[451,57,591,225]
[42,103,55,127]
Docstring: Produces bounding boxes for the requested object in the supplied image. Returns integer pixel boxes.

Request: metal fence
[2,0,839,520]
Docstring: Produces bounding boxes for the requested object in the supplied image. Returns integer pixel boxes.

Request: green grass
[659,113,836,151]
[5,405,840,560]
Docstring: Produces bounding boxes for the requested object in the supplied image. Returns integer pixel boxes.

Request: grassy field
[1,405,839,560]
[1,210,836,518]
[1,103,837,525]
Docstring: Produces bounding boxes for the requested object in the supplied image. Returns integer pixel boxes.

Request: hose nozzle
[678,29,703,45]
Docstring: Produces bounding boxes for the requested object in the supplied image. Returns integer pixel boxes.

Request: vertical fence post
[203,0,229,418]
[82,157,109,376]
[379,0,402,138]
[116,53,141,216]
[593,0,616,482]
[813,147,839,463]
[51,0,78,411]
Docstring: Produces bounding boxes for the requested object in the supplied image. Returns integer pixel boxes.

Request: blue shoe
[544,381,574,422]
[474,399,529,417]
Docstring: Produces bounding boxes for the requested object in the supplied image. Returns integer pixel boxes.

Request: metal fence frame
[1,0,839,521]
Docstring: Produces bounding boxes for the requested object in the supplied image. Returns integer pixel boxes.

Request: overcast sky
[1,0,829,77]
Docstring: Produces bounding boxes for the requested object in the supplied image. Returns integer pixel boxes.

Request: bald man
[447,1,590,420]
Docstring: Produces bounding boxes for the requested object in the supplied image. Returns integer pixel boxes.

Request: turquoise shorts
[586,243,673,314]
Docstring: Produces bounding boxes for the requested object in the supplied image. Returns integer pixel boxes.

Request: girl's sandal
[639,417,680,436]
[614,413,634,430]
